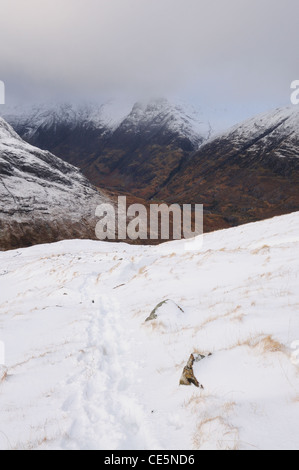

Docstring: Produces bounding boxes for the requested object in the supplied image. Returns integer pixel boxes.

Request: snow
[2,98,211,148]
[118,98,210,147]
[1,102,131,140]
[203,105,299,158]
[0,212,299,450]
[0,117,108,239]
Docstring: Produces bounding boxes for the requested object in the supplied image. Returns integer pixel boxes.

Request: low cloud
[0,0,298,121]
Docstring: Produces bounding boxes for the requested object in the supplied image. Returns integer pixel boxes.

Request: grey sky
[0,0,298,128]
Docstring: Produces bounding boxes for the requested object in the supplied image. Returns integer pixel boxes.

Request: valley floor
[0,212,299,450]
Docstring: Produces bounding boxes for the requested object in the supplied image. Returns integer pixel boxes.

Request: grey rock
[145,299,184,322]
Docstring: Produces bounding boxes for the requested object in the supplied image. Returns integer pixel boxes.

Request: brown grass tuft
[251,245,270,255]
[184,392,206,409]
[259,335,284,353]
[229,334,285,355]
[198,305,244,329]
[193,416,239,450]
[0,367,8,383]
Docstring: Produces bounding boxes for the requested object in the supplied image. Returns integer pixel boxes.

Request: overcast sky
[0,0,298,128]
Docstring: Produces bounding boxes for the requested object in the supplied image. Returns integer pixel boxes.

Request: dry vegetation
[0,367,7,383]
[193,416,239,450]
[228,334,285,355]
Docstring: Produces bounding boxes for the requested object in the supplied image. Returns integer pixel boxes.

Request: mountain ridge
[3,99,211,198]
[156,106,299,227]
[3,102,299,234]
[0,117,111,250]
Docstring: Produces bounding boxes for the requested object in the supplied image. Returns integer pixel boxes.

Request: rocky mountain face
[0,117,111,250]
[156,107,299,228]
[4,103,299,235]
[4,99,211,199]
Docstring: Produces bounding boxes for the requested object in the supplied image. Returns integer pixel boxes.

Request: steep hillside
[4,100,211,198]
[6,103,299,234]
[0,118,110,250]
[157,107,299,227]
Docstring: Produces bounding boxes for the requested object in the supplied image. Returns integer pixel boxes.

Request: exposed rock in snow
[145,299,184,322]
[180,354,202,388]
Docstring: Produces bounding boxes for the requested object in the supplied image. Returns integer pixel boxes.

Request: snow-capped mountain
[3,99,211,198]
[0,117,110,250]
[157,106,299,228]
[4,101,299,235]
[4,101,127,141]
[4,99,210,148]
[209,106,299,164]
[0,211,299,450]
[113,99,210,148]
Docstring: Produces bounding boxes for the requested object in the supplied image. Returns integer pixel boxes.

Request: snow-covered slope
[0,212,299,450]
[0,117,110,250]
[209,105,299,161]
